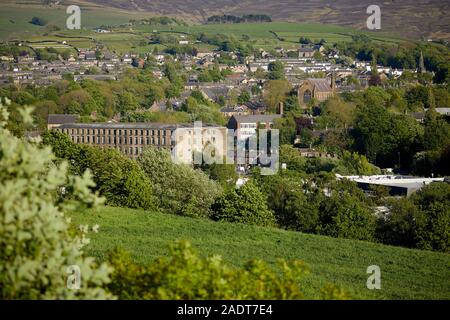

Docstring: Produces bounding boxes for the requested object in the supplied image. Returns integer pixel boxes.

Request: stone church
[297,76,336,107]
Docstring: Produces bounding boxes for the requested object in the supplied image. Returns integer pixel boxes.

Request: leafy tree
[335,151,381,176]
[267,60,285,80]
[423,108,450,151]
[138,147,222,218]
[317,181,376,241]
[259,174,321,233]
[0,103,113,299]
[42,131,156,210]
[237,90,251,105]
[30,16,48,26]
[202,161,238,191]
[412,183,450,253]
[263,80,291,113]
[273,115,297,145]
[377,198,422,248]
[213,182,276,227]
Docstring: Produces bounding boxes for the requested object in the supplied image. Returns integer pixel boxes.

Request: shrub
[412,182,450,253]
[212,181,276,227]
[42,131,156,210]
[107,241,350,300]
[138,147,222,218]
[317,182,376,241]
[0,103,113,299]
[258,174,322,233]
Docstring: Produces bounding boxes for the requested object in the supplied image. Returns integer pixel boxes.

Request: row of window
[70,135,171,146]
[62,128,173,136]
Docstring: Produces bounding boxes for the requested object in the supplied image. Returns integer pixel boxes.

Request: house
[122,54,133,64]
[436,108,450,117]
[85,51,97,61]
[297,148,336,158]
[0,55,14,62]
[298,46,315,58]
[47,114,79,130]
[297,76,336,107]
[227,114,282,141]
[337,175,446,197]
[220,105,250,118]
[200,86,230,103]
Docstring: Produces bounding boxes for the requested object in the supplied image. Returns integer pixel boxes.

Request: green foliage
[202,161,238,191]
[138,147,222,218]
[273,115,297,145]
[107,241,347,299]
[258,173,322,233]
[0,103,113,299]
[263,79,291,112]
[352,101,423,168]
[42,131,156,210]
[213,181,276,227]
[30,16,47,26]
[379,182,450,253]
[316,180,376,241]
[412,183,450,253]
[334,151,381,176]
[267,60,285,80]
[71,206,450,299]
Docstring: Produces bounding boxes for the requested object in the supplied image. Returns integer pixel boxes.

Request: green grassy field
[0,2,408,52]
[69,206,450,300]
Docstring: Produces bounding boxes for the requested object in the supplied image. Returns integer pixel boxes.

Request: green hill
[69,206,450,299]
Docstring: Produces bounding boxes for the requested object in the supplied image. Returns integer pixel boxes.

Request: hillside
[0,0,448,41]
[72,0,450,40]
[69,206,450,300]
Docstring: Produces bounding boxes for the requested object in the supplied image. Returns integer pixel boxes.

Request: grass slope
[69,206,450,300]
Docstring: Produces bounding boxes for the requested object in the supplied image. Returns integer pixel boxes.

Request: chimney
[278,101,284,115]
[331,73,336,91]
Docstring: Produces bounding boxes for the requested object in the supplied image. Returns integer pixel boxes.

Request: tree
[423,108,450,151]
[335,151,381,176]
[377,198,422,248]
[0,103,113,299]
[412,183,450,253]
[30,16,48,26]
[213,182,276,227]
[138,147,222,218]
[202,161,238,191]
[267,60,285,80]
[258,174,321,233]
[263,80,291,113]
[317,181,376,241]
[237,90,251,105]
[42,131,156,210]
[273,115,296,145]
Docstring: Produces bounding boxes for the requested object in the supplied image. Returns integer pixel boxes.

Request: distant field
[0,2,408,52]
[69,206,450,300]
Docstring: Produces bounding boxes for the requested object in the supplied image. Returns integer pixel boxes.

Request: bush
[257,174,322,233]
[138,147,222,218]
[317,181,376,241]
[412,183,450,253]
[107,241,349,300]
[0,103,113,299]
[42,131,156,210]
[30,16,48,26]
[212,181,276,227]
